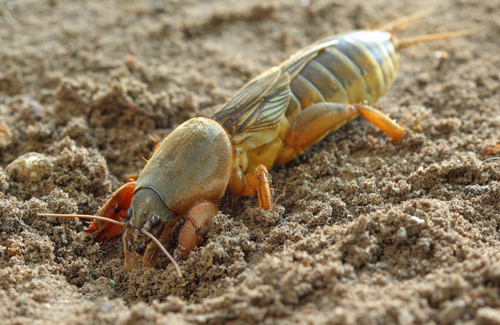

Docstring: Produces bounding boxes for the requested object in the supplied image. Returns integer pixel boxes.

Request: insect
[38,15,475,277]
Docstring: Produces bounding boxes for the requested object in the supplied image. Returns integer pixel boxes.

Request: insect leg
[245,165,272,210]
[143,239,158,268]
[228,165,273,210]
[123,228,132,272]
[142,223,176,267]
[275,103,403,165]
[178,202,219,259]
[88,181,136,242]
[355,105,404,141]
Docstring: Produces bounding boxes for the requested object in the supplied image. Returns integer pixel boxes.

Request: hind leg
[275,103,404,165]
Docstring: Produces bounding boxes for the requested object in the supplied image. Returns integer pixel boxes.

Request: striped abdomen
[284,30,400,126]
[215,30,403,181]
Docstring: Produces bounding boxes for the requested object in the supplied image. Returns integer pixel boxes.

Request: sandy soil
[1,0,499,324]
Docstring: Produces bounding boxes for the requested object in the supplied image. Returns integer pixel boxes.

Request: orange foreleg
[87,181,136,242]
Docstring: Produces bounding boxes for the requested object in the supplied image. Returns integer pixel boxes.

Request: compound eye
[125,208,133,220]
[150,214,160,226]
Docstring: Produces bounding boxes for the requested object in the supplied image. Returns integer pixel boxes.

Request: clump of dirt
[1,0,500,324]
